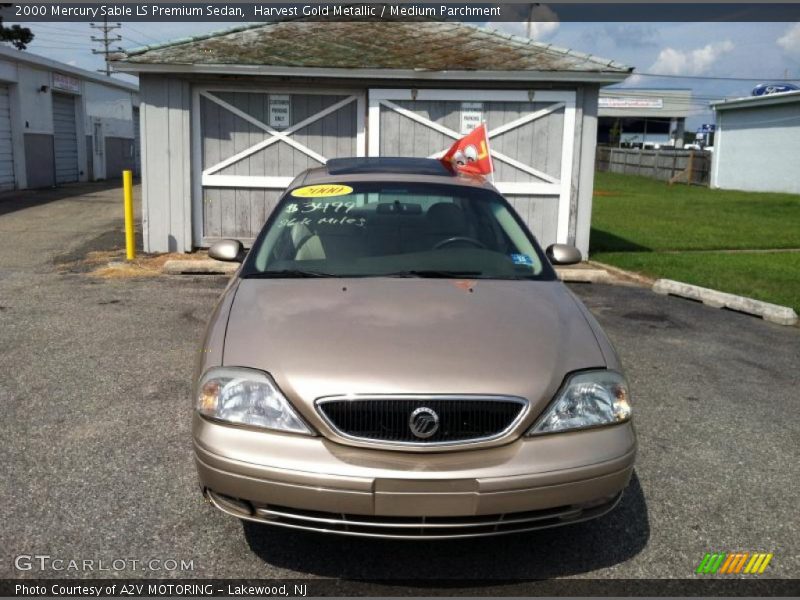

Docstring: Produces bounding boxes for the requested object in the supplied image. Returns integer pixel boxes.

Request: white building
[111,21,632,255]
[711,91,800,194]
[598,88,691,148]
[0,45,140,191]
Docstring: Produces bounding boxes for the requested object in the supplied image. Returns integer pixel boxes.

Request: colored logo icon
[696,552,773,575]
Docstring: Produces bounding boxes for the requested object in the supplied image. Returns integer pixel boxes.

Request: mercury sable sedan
[194,157,636,539]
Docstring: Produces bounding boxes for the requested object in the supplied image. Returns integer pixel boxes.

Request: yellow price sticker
[290,184,354,198]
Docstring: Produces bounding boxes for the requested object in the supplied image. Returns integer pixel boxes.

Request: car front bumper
[193,414,636,539]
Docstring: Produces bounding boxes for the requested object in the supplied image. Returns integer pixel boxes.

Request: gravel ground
[1,184,797,589]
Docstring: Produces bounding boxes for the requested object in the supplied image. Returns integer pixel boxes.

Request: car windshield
[243,182,554,280]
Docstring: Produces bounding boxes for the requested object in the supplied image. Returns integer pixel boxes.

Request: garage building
[112,21,632,255]
[711,90,800,194]
[0,46,140,190]
[598,88,691,148]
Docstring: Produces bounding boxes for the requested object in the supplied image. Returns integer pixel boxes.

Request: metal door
[0,85,15,190]
[52,93,79,184]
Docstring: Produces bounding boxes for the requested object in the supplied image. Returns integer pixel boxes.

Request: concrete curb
[555,267,614,284]
[588,261,654,287]
[162,259,238,275]
[652,279,798,326]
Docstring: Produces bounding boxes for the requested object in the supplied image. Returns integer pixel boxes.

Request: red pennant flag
[441,124,494,177]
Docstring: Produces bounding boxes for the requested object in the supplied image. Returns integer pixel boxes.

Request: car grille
[316,396,527,445]
[206,490,623,539]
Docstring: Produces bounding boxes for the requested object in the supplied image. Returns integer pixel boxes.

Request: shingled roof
[112,21,632,82]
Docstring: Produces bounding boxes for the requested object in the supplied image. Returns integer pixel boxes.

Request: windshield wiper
[382,270,483,279]
[242,269,337,279]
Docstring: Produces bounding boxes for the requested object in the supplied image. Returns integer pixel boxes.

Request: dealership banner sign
[51,73,81,94]
[6,2,800,22]
[599,97,664,109]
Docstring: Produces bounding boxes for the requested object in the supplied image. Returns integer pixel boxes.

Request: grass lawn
[591,172,800,252]
[590,172,800,312]
[596,251,800,312]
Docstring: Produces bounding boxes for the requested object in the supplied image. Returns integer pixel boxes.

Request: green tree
[0,5,34,49]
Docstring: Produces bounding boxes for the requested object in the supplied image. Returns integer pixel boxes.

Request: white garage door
[53,93,79,184]
[369,89,576,247]
[0,85,15,191]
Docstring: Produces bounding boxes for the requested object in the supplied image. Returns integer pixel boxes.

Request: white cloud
[527,5,560,40]
[777,23,800,59]
[528,21,560,41]
[500,5,560,41]
[647,40,735,76]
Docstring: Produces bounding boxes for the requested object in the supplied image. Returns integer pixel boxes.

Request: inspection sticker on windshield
[511,254,533,266]
[291,184,353,198]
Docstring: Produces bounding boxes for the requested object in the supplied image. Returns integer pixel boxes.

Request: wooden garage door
[195,87,365,246]
[369,90,575,248]
[53,93,79,184]
[0,85,14,191]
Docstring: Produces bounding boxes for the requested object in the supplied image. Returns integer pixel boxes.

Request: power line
[34,23,87,34]
[124,24,161,44]
[34,24,149,51]
[30,34,90,46]
[29,45,91,51]
[120,35,150,48]
[90,18,122,77]
[31,41,89,48]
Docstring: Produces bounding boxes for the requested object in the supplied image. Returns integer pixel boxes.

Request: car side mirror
[546,243,582,266]
[208,239,245,263]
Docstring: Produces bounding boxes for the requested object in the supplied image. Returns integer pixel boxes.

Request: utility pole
[90,17,122,76]
[526,4,534,38]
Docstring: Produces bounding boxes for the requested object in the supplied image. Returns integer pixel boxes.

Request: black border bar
[6,3,800,22]
[3,578,800,597]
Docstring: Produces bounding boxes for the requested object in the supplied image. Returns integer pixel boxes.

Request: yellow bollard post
[123,170,135,260]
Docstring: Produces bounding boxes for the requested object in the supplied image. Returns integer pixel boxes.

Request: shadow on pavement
[242,472,649,581]
[0,180,127,217]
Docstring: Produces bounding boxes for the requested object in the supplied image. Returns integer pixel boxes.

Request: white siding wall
[140,75,192,252]
[712,102,800,194]
[0,59,15,82]
[0,57,137,190]
[574,86,599,258]
[84,81,135,138]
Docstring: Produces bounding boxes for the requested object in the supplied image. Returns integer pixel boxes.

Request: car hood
[223,278,607,419]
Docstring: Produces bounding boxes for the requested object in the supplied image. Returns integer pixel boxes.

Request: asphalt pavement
[1,183,798,585]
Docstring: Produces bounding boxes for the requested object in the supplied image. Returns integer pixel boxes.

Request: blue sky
[13,20,800,129]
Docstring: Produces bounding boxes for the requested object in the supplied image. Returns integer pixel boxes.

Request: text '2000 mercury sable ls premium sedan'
[194,157,636,539]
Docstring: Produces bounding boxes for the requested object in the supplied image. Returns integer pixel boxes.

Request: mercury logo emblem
[409,407,440,439]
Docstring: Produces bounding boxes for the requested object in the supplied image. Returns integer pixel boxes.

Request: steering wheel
[433,236,487,250]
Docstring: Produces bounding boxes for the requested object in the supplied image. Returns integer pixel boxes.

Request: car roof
[293,157,498,191]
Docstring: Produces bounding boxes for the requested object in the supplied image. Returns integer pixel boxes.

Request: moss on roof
[114,21,632,74]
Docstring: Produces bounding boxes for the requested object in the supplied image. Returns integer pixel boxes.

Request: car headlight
[527,370,631,435]
[196,367,313,435]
